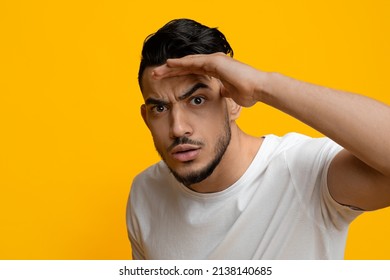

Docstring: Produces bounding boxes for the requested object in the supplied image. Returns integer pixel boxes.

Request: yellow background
[1,0,389,259]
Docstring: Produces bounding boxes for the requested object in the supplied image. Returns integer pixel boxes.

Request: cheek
[199,114,229,141]
[150,126,165,141]
[204,101,229,124]
[149,122,170,146]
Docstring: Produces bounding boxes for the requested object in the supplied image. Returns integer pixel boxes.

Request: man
[127,18,390,259]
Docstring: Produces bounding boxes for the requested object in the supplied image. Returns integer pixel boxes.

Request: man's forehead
[141,67,213,99]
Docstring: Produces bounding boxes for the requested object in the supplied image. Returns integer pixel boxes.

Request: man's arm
[153,53,390,210]
[263,72,390,211]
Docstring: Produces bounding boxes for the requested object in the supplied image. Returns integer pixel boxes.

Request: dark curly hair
[138,18,234,89]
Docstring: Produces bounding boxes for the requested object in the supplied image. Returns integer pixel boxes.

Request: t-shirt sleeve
[284,135,363,230]
[126,179,146,260]
[319,143,364,229]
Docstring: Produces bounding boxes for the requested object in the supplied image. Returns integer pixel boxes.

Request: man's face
[140,67,232,187]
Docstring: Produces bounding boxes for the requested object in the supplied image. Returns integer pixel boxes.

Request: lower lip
[172,149,200,162]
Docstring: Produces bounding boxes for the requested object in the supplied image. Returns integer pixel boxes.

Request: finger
[152,64,175,79]
[166,54,220,77]
[151,64,170,76]
[152,53,225,79]
[152,66,203,80]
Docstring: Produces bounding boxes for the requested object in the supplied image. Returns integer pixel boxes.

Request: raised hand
[152,53,267,107]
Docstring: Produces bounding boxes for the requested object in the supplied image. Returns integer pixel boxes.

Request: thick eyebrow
[145,82,209,105]
[178,82,209,101]
[145,97,167,106]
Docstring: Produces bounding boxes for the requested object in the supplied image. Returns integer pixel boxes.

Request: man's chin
[169,165,213,187]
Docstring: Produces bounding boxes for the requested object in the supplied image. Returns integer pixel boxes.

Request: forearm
[258,72,390,176]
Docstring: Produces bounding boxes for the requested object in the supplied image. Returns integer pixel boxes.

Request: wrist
[254,71,277,103]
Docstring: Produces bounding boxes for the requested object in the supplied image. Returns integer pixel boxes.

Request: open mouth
[171,145,201,162]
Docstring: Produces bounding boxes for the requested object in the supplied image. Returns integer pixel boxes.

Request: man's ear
[140,104,149,128]
[226,98,242,121]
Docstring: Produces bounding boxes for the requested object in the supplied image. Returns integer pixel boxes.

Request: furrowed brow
[178,83,209,101]
[145,97,168,106]
[144,83,209,105]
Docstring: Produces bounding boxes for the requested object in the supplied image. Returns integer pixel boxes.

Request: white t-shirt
[127,133,362,259]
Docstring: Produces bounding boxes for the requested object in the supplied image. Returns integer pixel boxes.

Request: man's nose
[169,106,193,139]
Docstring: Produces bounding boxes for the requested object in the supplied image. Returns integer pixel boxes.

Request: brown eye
[190,96,205,106]
[152,104,167,114]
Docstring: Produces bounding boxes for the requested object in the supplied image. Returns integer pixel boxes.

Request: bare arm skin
[153,53,390,210]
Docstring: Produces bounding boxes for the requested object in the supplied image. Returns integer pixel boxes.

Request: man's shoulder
[262,132,339,160]
[130,160,176,198]
[266,132,335,148]
[266,132,311,143]
[263,132,314,154]
[133,161,169,186]
[129,161,180,212]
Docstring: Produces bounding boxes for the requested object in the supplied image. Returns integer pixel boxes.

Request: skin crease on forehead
[140,66,263,193]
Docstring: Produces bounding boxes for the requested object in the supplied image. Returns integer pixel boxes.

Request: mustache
[167,137,204,153]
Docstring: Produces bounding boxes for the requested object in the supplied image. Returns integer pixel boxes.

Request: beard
[156,112,231,188]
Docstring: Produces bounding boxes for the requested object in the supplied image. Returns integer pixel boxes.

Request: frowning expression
[140,67,232,187]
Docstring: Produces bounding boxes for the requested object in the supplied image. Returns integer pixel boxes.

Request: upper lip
[170,144,200,154]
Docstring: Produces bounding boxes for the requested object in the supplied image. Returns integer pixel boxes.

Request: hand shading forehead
[141,67,216,102]
[145,82,209,106]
